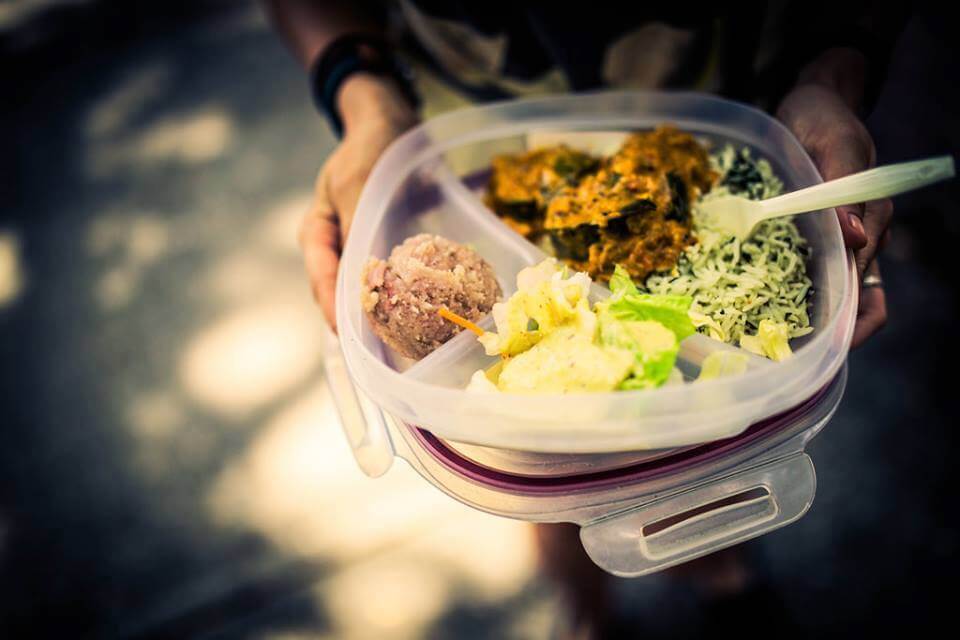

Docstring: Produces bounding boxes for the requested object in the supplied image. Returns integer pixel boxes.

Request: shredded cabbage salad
[642,146,814,359]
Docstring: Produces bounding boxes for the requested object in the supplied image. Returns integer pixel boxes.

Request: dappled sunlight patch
[126,216,171,264]
[205,382,511,560]
[85,61,174,140]
[88,214,172,310]
[137,107,233,164]
[404,514,537,603]
[96,264,139,310]
[206,380,540,637]
[207,381,430,559]
[259,192,314,255]
[202,248,303,303]
[200,192,313,302]
[126,390,218,479]
[88,215,127,257]
[128,414,217,481]
[179,298,322,418]
[309,514,541,638]
[261,633,337,640]
[506,594,557,640]
[0,230,25,308]
[128,390,186,441]
[87,105,235,176]
[320,557,450,640]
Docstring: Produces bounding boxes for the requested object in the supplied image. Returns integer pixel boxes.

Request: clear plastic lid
[337,91,857,453]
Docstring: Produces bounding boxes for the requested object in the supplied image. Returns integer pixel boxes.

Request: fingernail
[847,212,866,239]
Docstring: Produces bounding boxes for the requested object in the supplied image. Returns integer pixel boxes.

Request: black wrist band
[309,33,419,138]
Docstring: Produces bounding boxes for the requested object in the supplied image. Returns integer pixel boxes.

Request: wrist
[338,73,418,133]
[309,33,419,138]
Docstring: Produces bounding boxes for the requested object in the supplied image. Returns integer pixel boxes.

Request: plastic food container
[336,91,857,452]
[324,317,847,575]
[324,91,857,575]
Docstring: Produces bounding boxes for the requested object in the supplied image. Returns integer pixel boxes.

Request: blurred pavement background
[1,1,958,638]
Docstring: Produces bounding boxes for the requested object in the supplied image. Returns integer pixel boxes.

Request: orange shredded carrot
[438,307,484,337]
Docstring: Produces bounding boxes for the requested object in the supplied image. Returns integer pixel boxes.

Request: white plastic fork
[697,155,956,239]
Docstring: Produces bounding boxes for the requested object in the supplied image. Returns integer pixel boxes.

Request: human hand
[777,83,891,348]
[299,74,418,330]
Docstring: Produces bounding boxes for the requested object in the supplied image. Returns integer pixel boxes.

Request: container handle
[580,453,816,577]
[321,321,394,478]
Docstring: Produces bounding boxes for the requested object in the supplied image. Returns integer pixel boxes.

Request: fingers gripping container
[328,91,858,576]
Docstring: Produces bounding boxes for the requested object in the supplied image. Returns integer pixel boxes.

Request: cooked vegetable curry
[486,126,717,282]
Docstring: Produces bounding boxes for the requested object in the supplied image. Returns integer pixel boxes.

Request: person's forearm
[263,0,415,135]
[791,47,868,112]
[262,0,382,69]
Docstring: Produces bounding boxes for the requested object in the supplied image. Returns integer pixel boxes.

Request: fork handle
[757,156,955,218]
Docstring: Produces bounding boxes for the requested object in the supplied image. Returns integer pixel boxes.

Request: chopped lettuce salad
[468,260,694,393]
[739,318,793,361]
[697,351,750,381]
